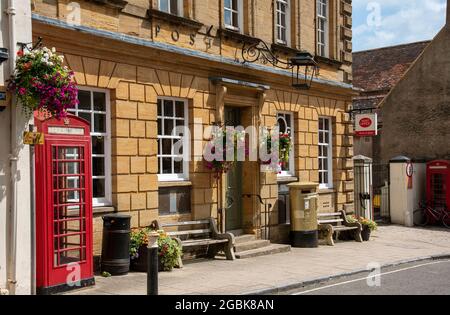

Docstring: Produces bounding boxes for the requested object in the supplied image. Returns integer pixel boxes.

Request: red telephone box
[427,160,450,210]
[35,114,94,294]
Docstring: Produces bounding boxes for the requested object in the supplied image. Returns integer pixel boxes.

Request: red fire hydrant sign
[355,113,378,137]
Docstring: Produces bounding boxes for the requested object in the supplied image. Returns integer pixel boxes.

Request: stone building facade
[31,0,355,254]
[379,4,450,164]
[352,41,430,162]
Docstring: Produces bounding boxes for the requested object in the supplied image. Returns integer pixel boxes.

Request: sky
[353,0,448,51]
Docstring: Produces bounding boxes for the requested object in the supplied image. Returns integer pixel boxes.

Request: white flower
[48,62,54,67]
[51,47,56,53]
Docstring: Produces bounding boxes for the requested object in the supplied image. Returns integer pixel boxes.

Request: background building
[379,2,450,163]
[352,41,430,162]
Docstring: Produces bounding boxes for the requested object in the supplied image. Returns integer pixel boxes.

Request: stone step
[234,234,256,244]
[234,240,271,253]
[235,244,291,259]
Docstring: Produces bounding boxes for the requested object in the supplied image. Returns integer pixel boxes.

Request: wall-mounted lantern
[242,40,319,90]
[289,52,318,90]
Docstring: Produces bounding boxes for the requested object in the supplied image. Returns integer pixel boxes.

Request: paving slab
[67,225,450,295]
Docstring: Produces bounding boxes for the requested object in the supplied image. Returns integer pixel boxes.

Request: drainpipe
[6,0,18,295]
[30,128,36,295]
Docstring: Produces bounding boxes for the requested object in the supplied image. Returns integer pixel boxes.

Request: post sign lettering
[355,113,378,137]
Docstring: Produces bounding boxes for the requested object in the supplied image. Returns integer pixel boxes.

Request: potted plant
[158,231,182,272]
[130,228,150,272]
[358,217,378,241]
[8,46,79,119]
[130,228,182,272]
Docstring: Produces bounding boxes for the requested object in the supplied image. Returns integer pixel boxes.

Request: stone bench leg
[223,242,236,261]
[319,225,335,246]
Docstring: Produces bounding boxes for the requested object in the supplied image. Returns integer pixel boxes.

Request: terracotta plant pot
[361,226,371,242]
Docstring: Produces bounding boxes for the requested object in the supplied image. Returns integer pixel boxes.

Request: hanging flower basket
[8,47,79,119]
[204,127,247,178]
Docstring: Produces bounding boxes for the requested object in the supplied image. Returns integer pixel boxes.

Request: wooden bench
[152,218,235,267]
[318,211,363,246]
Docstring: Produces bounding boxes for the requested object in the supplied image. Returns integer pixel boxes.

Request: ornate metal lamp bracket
[241,39,293,70]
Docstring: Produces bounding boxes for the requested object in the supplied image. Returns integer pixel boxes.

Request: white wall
[0,0,32,295]
[0,0,11,294]
[390,162,426,227]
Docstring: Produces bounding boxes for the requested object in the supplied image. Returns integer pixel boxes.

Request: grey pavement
[68,225,450,295]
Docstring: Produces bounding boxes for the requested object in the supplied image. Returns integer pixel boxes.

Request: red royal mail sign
[355,113,378,136]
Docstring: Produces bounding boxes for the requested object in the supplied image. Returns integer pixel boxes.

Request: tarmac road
[291,260,450,295]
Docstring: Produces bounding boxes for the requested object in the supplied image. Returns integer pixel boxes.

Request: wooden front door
[225,107,243,231]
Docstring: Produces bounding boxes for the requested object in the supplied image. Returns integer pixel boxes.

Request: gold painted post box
[287,182,319,248]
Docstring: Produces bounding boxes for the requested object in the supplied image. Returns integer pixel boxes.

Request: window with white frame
[69,89,112,207]
[277,112,295,177]
[318,117,333,188]
[317,0,328,57]
[159,0,183,16]
[224,0,243,31]
[275,0,290,45]
[157,98,189,181]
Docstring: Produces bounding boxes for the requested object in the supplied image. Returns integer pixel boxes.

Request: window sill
[277,176,298,184]
[148,9,203,29]
[318,188,336,195]
[87,0,128,10]
[159,181,192,188]
[271,43,299,56]
[218,28,260,44]
[315,55,343,68]
[93,206,115,215]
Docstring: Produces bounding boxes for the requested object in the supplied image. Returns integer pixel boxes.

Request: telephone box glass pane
[52,146,87,267]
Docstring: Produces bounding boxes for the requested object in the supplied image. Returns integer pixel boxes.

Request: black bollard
[147,232,159,295]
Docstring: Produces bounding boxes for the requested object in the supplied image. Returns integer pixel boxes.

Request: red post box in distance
[35,114,94,295]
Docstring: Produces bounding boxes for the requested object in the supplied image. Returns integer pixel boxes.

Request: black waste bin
[101,214,131,275]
